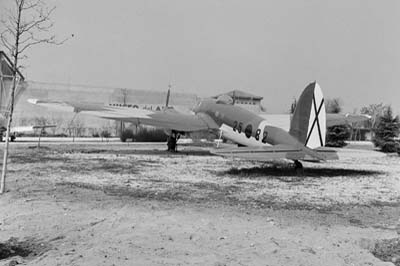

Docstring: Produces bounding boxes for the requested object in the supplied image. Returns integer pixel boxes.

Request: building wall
[234,98,263,113]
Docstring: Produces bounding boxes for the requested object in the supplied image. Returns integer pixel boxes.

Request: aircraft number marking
[262,131,268,143]
[256,120,269,144]
[255,129,261,140]
[232,121,237,132]
[232,120,268,143]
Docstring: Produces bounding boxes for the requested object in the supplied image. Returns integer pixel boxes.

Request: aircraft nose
[192,101,202,113]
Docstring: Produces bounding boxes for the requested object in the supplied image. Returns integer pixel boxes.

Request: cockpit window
[216,94,234,105]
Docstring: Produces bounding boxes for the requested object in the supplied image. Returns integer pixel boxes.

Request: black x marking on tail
[305,96,324,146]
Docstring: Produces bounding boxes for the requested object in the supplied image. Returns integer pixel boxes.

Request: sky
[1,0,400,114]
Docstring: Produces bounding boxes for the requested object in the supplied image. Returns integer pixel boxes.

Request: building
[0,51,27,118]
[213,90,265,113]
[1,50,198,137]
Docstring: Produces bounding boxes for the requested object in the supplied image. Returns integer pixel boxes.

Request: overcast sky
[2,0,400,113]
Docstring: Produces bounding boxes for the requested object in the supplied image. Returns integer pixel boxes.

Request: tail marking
[305,96,324,147]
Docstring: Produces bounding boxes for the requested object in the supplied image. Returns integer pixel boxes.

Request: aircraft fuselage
[194,99,301,148]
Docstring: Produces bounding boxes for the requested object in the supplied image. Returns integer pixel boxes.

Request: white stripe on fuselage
[219,120,271,147]
[257,120,269,144]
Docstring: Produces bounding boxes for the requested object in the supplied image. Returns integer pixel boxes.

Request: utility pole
[120,88,128,136]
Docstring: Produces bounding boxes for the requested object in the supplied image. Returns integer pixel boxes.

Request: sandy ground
[0,142,399,265]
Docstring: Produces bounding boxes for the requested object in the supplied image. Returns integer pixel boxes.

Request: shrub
[100,130,110,138]
[134,128,167,142]
[119,128,168,142]
[377,141,399,153]
[120,129,134,142]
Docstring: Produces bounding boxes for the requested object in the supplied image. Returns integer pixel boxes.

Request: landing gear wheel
[293,160,304,175]
[294,160,303,169]
[167,131,180,152]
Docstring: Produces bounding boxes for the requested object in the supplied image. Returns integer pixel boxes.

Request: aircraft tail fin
[289,82,326,149]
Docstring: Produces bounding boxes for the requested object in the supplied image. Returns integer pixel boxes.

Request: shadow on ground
[219,165,383,178]
[0,237,49,261]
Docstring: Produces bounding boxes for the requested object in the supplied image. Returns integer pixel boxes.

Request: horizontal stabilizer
[211,145,338,162]
[327,148,385,161]
[326,113,371,127]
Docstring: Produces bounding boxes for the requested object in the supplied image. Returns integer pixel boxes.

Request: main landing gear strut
[167,131,180,152]
[293,160,304,174]
[293,160,303,170]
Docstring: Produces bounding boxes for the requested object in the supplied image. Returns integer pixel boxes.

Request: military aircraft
[27,82,368,169]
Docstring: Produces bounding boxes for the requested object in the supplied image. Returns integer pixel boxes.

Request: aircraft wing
[9,125,56,134]
[27,99,219,132]
[259,113,370,131]
[326,113,371,127]
[32,125,57,129]
[211,145,338,162]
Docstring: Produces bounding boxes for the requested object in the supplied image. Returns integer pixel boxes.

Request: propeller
[165,84,171,109]
[215,129,223,148]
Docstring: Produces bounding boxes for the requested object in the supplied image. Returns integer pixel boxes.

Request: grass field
[0,143,399,265]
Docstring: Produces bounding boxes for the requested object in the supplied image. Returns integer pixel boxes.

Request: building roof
[213,89,263,100]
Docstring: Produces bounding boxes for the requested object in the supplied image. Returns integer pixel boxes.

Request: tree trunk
[0,2,22,194]
[0,76,18,194]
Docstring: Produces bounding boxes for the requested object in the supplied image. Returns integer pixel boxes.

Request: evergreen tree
[373,106,400,152]
[326,124,351,147]
[325,98,350,147]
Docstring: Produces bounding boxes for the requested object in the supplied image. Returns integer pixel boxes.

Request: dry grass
[1,143,400,265]
[4,143,400,213]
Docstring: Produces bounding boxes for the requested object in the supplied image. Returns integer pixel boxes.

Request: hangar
[213,90,266,113]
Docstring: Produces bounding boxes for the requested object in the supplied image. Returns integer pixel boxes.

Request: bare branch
[0,32,15,54]
[18,34,65,53]
[21,0,41,10]
[20,15,49,34]
[2,24,17,38]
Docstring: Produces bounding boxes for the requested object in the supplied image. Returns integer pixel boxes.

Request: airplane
[27,82,369,169]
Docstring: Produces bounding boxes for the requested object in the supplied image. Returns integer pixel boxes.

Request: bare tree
[289,98,297,114]
[48,114,63,135]
[360,103,388,130]
[325,98,342,114]
[0,0,68,193]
